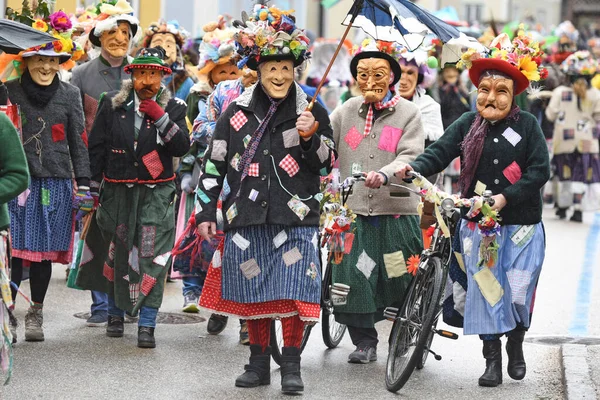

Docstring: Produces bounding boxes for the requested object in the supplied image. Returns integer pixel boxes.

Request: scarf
[20,69,60,107]
[458,105,521,194]
[363,94,401,137]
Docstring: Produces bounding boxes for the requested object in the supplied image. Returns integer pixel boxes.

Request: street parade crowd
[0,0,599,395]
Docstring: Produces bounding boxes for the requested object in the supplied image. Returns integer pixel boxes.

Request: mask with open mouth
[25,56,60,86]
[259,59,294,99]
[356,58,392,103]
[100,22,132,59]
[476,76,514,121]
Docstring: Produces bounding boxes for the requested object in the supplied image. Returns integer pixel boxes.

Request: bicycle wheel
[416,318,438,370]
[321,260,347,348]
[270,319,313,365]
[385,257,444,392]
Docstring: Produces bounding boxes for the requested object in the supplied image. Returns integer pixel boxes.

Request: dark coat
[88,80,190,189]
[195,83,336,230]
[438,83,471,130]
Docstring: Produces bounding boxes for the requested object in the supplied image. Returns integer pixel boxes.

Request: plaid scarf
[363,94,401,137]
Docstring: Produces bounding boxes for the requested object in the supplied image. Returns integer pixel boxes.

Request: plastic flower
[33,19,48,32]
[518,56,540,81]
[49,11,72,33]
[407,255,420,276]
[289,40,300,50]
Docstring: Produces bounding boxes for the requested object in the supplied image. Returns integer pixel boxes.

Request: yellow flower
[255,34,267,47]
[289,40,300,50]
[33,19,48,32]
[518,56,540,81]
[53,34,73,53]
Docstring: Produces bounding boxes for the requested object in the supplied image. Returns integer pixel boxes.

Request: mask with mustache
[356,58,392,103]
[476,76,514,121]
[99,22,131,59]
[132,68,163,100]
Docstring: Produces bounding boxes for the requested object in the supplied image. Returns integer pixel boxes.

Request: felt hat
[124,47,172,75]
[142,20,187,49]
[89,0,139,48]
[350,39,402,86]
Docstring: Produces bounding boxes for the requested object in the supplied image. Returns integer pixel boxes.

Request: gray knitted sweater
[331,95,425,216]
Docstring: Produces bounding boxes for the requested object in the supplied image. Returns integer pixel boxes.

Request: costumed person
[397,31,550,387]
[70,0,139,328]
[196,5,335,394]
[329,39,425,364]
[546,51,600,222]
[77,47,190,348]
[143,20,194,101]
[5,12,91,343]
[174,18,241,319]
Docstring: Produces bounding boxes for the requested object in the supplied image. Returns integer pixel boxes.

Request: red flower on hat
[540,67,549,80]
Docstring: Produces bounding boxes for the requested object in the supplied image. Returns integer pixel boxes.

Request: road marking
[568,212,600,336]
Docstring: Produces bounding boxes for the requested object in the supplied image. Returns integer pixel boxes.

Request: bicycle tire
[321,259,347,348]
[385,257,444,392]
[270,319,313,366]
[416,318,438,370]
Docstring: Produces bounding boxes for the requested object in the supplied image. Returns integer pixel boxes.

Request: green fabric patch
[205,159,220,176]
[320,167,329,176]
[41,188,50,206]
[196,189,210,204]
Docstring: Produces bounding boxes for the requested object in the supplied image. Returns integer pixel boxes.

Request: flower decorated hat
[234,4,311,70]
[124,47,172,75]
[350,38,403,86]
[561,50,598,80]
[89,0,139,47]
[142,20,188,49]
[197,16,238,75]
[460,30,547,95]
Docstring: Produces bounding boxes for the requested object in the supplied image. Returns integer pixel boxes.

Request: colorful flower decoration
[196,16,238,75]
[561,50,599,77]
[352,38,404,61]
[407,255,420,276]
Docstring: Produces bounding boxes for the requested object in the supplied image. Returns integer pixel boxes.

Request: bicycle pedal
[435,329,459,340]
[383,307,399,321]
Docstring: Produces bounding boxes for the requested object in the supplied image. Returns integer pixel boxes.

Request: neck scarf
[20,69,60,107]
[458,105,521,193]
[363,94,401,137]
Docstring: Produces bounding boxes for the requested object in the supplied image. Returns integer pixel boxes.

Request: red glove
[139,99,166,121]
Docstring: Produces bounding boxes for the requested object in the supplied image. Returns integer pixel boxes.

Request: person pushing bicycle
[397,32,550,387]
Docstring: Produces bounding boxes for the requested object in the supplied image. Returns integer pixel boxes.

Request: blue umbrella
[342,0,461,50]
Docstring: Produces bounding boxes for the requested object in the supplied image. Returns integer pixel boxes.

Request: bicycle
[381,170,495,393]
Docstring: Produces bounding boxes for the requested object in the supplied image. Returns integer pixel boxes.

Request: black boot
[506,330,526,380]
[478,340,503,387]
[555,207,567,219]
[235,345,271,387]
[280,346,304,394]
[570,210,583,223]
[137,326,156,348]
[207,314,228,335]
[106,316,124,338]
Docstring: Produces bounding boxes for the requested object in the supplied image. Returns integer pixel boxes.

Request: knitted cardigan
[330,95,425,216]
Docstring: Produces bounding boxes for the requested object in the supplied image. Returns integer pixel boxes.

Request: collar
[358,91,397,119]
[99,54,129,68]
[235,82,308,116]
[134,92,158,117]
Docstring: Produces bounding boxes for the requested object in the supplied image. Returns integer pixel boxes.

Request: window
[464,4,484,24]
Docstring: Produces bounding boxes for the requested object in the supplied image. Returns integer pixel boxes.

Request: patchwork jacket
[88,80,190,189]
[194,83,336,230]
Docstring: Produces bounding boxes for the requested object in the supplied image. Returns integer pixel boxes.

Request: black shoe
[106,316,124,337]
[506,330,526,380]
[137,326,156,348]
[281,346,304,394]
[478,339,503,387]
[570,210,583,223]
[207,314,228,335]
[555,207,567,219]
[235,345,271,388]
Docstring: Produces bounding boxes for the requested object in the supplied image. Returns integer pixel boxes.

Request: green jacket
[0,113,29,230]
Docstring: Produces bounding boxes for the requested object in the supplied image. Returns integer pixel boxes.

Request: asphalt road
[1,209,598,400]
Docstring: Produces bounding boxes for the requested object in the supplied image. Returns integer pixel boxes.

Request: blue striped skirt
[221,225,321,304]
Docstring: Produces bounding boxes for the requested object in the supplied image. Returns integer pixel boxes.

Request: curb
[561,344,597,399]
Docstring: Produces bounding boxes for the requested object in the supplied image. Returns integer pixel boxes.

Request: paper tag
[351,162,362,176]
[474,181,486,196]
[287,196,310,221]
[454,252,466,273]
[230,153,241,171]
[282,247,303,266]
[273,230,288,249]
[510,225,535,247]
[212,249,222,268]
[248,189,259,202]
[196,189,211,204]
[203,178,218,191]
[232,233,250,250]
[226,203,238,223]
[462,237,473,257]
[41,188,50,206]
[243,135,251,148]
[239,258,260,279]
[17,188,30,207]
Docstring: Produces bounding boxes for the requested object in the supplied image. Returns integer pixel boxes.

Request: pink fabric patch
[344,127,363,151]
[503,161,522,184]
[378,125,403,153]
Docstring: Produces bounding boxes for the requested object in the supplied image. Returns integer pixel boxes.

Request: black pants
[348,325,379,348]
[10,257,52,304]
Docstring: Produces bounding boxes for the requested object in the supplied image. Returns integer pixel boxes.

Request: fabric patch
[282,128,300,148]
[240,258,261,279]
[142,150,164,179]
[282,247,303,266]
[116,224,128,244]
[140,226,156,258]
[51,123,66,142]
[356,250,376,280]
[196,189,211,204]
[287,196,310,220]
[378,125,403,153]
[510,225,535,247]
[230,153,241,171]
[232,233,250,250]
[41,188,50,206]
[248,163,259,177]
[140,273,157,296]
[128,246,140,274]
[80,242,94,265]
[561,91,572,101]
[319,167,329,176]
[306,262,318,280]
[312,232,318,250]
[563,165,572,179]
[502,127,522,147]
[506,269,532,305]
[452,281,466,316]
[474,181,486,196]
[581,139,593,153]
[230,110,248,131]
[129,283,140,305]
[473,268,504,307]
[279,154,300,177]
[81,130,88,147]
[204,159,220,176]
[248,189,259,202]
[592,127,600,139]
[203,178,218,191]
[503,161,522,184]
[344,126,363,150]
[462,237,473,257]
[351,162,362,176]
[563,129,575,140]
[195,201,203,214]
[17,188,30,207]
[243,135,251,148]
[226,203,238,223]
[316,140,330,163]
[123,275,129,282]
[454,251,466,273]
[108,241,116,261]
[103,262,114,282]
[153,252,171,267]
[212,249,222,268]
[383,251,407,278]
[273,230,288,248]
[211,140,227,162]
